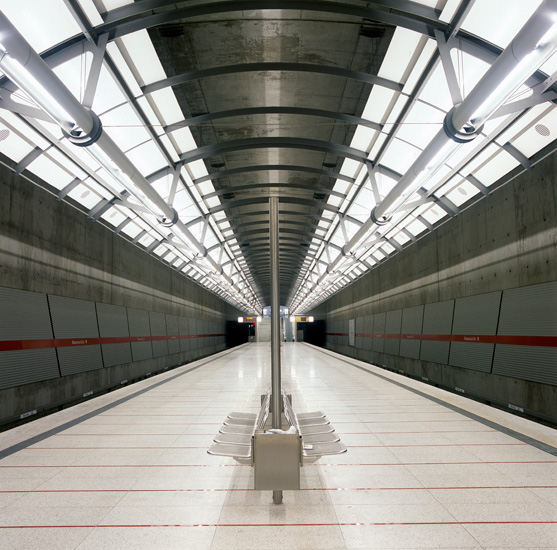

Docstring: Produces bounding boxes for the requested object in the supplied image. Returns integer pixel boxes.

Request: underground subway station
[0,1,556,548]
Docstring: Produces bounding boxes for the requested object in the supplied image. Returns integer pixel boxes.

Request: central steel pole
[269,196,282,505]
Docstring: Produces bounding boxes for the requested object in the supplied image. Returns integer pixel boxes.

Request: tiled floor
[0,342,556,549]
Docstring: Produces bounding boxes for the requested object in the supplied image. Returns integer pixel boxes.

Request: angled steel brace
[82,33,109,109]
[365,161,382,204]
[0,91,51,122]
[434,29,463,106]
[493,89,557,118]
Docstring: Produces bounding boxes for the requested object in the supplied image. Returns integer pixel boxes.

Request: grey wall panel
[449,342,494,373]
[179,317,190,352]
[498,281,557,336]
[452,292,502,334]
[0,349,59,389]
[373,312,386,353]
[0,287,54,340]
[363,315,373,351]
[97,303,132,368]
[58,346,103,376]
[449,292,501,372]
[420,301,454,364]
[166,314,181,354]
[127,308,153,361]
[149,311,168,358]
[493,345,557,385]
[48,295,99,338]
[48,296,103,373]
[399,305,423,359]
[189,318,198,351]
[355,316,363,349]
[422,300,454,334]
[384,309,402,356]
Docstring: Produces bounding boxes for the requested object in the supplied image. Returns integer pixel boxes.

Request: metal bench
[207,388,346,463]
[281,389,346,459]
[207,389,271,460]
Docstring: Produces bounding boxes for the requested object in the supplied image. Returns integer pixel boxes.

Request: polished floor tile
[0,342,556,550]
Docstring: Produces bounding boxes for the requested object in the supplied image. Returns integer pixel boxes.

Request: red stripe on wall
[0,333,226,352]
[327,333,557,347]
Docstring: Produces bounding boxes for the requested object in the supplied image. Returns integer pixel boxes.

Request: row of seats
[207,389,346,461]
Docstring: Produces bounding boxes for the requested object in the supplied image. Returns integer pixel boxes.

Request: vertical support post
[269,196,282,505]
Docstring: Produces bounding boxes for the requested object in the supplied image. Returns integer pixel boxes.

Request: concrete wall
[318,147,557,424]
[0,163,228,426]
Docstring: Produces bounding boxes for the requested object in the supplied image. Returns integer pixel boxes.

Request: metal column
[269,196,282,504]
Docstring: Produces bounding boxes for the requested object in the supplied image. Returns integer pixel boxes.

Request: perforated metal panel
[0,349,59,389]
[449,292,501,373]
[493,345,557,385]
[420,300,454,365]
[0,286,54,340]
[452,292,502,334]
[127,308,153,361]
[498,281,557,336]
[373,312,386,353]
[399,305,423,359]
[363,315,373,351]
[384,309,402,356]
[58,346,103,376]
[179,316,190,352]
[355,316,363,349]
[150,311,168,358]
[96,303,132,368]
[48,295,99,338]
[0,287,59,389]
[188,318,198,351]
[166,314,180,354]
[48,295,102,374]
[493,281,557,385]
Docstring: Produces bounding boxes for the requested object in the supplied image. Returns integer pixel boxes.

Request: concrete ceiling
[148,11,393,306]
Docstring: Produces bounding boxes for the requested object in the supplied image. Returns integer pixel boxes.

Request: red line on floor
[1,521,556,529]
[2,460,555,469]
[2,486,555,494]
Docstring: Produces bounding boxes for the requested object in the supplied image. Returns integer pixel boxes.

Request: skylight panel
[444,179,481,207]
[170,127,198,153]
[376,171,398,197]
[26,154,75,190]
[138,233,155,248]
[52,54,92,104]
[102,104,151,152]
[159,134,180,163]
[403,39,437,95]
[339,158,360,179]
[420,204,449,225]
[439,0,463,23]
[461,0,542,49]
[126,141,167,176]
[197,180,215,195]
[327,195,343,207]
[361,87,396,124]
[368,132,388,161]
[187,159,209,180]
[449,50,490,101]
[396,100,444,146]
[173,190,194,212]
[472,148,521,187]
[405,217,428,237]
[101,206,128,227]
[119,30,166,86]
[0,110,50,149]
[393,231,411,246]
[0,1,81,53]
[380,138,422,174]
[101,0,133,9]
[205,196,221,208]
[350,125,376,153]
[0,126,35,163]
[512,107,557,158]
[149,88,185,126]
[47,148,87,180]
[91,67,128,115]
[67,182,103,210]
[378,27,424,85]
[382,94,411,134]
[417,62,453,113]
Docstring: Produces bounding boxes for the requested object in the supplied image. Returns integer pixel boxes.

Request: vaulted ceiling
[1,1,556,312]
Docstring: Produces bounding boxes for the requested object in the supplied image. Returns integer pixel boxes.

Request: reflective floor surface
[1,342,556,549]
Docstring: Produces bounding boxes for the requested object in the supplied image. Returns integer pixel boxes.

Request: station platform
[0,342,556,549]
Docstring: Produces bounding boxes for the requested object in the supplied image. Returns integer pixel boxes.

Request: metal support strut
[269,196,282,504]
